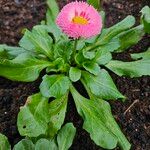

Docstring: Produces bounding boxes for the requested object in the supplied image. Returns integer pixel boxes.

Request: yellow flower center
[72,16,88,25]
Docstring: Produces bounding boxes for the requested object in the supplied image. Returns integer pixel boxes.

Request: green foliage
[0,53,51,82]
[17,93,49,137]
[35,139,57,150]
[40,75,70,98]
[14,139,55,150]
[95,49,112,65]
[87,0,101,11]
[47,93,68,137]
[69,67,81,82]
[96,37,120,52]
[140,6,150,33]
[19,26,53,59]
[0,134,11,150]
[46,58,65,73]
[70,86,131,150]
[0,2,149,150]
[84,15,137,53]
[83,62,100,75]
[0,45,27,59]
[100,11,106,26]
[0,46,7,58]
[106,58,150,77]
[13,123,76,150]
[75,51,88,65]
[115,25,144,52]
[57,123,76,150]
[54,40,73,62]
[82,70,125,100]
[14,139,34,150]
[46,0,59,25]
[83,51,96,60]
[98,15,135,44]
[17,93,68,137]
[131,48,150,60]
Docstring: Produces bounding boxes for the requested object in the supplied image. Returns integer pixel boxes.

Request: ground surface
[0,0,150,150]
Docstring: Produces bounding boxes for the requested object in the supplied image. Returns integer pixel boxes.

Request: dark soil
[0,0,150,150]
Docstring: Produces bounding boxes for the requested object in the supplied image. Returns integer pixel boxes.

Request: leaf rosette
[0,1,150,150]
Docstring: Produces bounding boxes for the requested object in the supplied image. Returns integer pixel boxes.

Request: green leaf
[70,86,118,149]
[106,59,150,77]
[14,139,34,150]
[35,139,57,150]
[46,0,59,25]
[95,49,112,65]
[57,123,76,150]
[19,26,53,59]
[40,75,70,98]
[98,15,135,44]
[100,11,106,26]
[0,45,27,59]
[47,93,68,137]
[115,25,144,52]
[0,134,11,150]
[76,39,86,50]
[85,36,98,44]
[34,25,62,42]
[140,6,150,33]
[69,67,81,82]
[87,0,101,10]
[83,62,100,76]
[83,51,96,60]
[0,53,51,82]
[81,86,130,150]
[38,24,66,42]
[94,98,131,150]
[75,51,87,65]
[131,48,150,60]
[46,58,66,73]
[14,138,58,150]
[0,46,7,59]
[54,40,73,63]
[17,94,49,137]
[70,86,131,150]
[97,37,120,52]
[98,25,144,53]
[81,70,125,100]
[18,93,68,138]
[84,16,135,53]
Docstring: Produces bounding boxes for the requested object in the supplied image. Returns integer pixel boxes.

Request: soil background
[0,0,150,150]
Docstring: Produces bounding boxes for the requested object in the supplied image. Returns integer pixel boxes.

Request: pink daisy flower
[56,1,102,39]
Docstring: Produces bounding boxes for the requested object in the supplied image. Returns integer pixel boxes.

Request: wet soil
[0,0,150,150]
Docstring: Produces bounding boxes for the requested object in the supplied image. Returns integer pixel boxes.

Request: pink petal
[56,1,103,39]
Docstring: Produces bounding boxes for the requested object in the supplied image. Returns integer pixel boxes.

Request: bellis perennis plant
[0,0,150,150]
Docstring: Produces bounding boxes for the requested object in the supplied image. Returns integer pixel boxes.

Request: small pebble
[14,0,21,5]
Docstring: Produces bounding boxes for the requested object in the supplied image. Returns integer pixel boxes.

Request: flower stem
[71,39,78,64]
